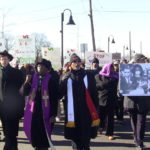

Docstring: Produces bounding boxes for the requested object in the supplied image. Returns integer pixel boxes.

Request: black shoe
[11,148,18,150]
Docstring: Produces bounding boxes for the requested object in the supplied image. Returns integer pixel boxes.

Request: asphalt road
[0,115,150,150]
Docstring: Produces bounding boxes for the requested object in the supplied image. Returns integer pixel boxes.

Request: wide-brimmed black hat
[70,53,81,63]
[36,59,52,70]
[92,58,99,64]
[0,50,13,61]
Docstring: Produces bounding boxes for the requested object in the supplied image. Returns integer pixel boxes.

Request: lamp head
[67,15,75,25]
[111,38,115,44]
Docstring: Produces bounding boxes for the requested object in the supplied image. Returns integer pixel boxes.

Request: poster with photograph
[119,63,150,96]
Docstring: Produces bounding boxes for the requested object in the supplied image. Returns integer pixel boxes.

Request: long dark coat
[124,96,150,113]
[0,64,24,120]
[59,69,98,145]
[95,74,118,107]
[23,73,58,148]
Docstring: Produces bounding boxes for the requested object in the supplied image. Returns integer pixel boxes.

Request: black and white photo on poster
[119,63,150,96]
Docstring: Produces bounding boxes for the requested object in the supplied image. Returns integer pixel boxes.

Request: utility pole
[89,0,96,51]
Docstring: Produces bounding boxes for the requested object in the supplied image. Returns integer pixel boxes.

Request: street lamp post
[108,35,115,53]
[60,9,75,69]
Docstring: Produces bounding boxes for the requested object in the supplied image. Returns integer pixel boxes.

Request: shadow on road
[18,137,30,144]
[52,140,71,146]
[91,141,135,147]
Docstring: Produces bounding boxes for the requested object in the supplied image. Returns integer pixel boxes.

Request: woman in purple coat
[23,59,58,150]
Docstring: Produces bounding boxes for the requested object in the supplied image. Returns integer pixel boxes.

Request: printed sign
[119,63,150,96]
[41,47,61,69]
[112,52,121,60]
[14,35,36,64]
[85,52,112,68]
[64,49,78,66]
[80,43,88,52]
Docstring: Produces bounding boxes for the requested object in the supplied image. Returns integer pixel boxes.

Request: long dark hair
[131,64,144,77]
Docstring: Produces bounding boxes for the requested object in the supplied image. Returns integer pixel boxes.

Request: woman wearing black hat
[59,54,99,150]
[0,50,24,150]
[23,59,58,150]
[124,54,150,150]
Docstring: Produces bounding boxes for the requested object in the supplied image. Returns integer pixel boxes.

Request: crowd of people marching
[0,50,149,150]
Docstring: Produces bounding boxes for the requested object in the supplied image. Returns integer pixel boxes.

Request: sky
[1,0,150,57]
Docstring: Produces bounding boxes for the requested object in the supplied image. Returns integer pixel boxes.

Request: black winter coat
[124,96,150,113]
[59,69,98,144]
[95,74,118,107]
[0,65,24,120]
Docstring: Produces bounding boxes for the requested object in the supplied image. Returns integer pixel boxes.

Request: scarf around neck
[66,75,100,128]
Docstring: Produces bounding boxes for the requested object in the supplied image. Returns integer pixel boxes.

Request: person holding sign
[124,54,150,150]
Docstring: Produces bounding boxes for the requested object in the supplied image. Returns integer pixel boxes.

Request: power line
[11,2,81,16]
[9,11,87,26]
[94,9,150,13]
[13,16,60,25]
[9,12,87,24]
